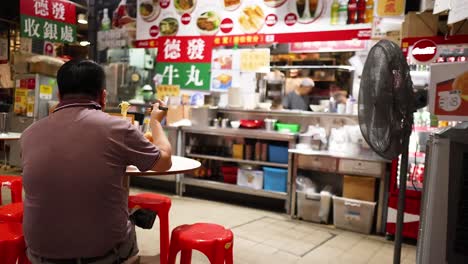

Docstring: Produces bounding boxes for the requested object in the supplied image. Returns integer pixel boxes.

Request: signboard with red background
[20,0,76,43]
[403,36,468,121]
[402,35,468,63]
[429,62,468,121]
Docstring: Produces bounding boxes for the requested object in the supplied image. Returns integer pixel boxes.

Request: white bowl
[310,104,325,112]
[230,121,241,128]
[257,102,272,110]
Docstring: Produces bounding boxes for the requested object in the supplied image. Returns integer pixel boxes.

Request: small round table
[124,156,201,190]
[0,133,21,169]
[126,156,201,176]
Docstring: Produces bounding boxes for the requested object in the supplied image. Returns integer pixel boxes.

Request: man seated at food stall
[282,77,314,111]
[20,60,172,263]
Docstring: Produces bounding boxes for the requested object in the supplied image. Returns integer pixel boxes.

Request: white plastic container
[333,196,376,234]
[297,191,331,223]
[237,168,263,190]
[297,191,332,223]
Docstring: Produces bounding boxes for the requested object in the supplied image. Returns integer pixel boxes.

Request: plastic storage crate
[263,167,288,192]
[268,144,289,164]
[237,168,263,190]
[297,191,331,223]
[276,123,300,133]
[333,196,376,234]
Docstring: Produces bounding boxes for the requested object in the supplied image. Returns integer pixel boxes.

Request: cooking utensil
[221,118,230,128]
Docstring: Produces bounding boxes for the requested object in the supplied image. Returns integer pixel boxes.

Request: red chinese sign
[210,29,371,47]
[20,0,76,24]
[156,36,213,63]
[154,36,213,91]
[20,0,76,43]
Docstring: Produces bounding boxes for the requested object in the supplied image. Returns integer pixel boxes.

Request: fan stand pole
[393,135,410,264]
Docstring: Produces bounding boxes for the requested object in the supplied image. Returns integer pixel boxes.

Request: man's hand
[151,99,168,123]
[148,99,172,172]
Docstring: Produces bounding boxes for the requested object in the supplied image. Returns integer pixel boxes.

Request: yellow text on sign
[157,85,180,100]
[240,49,270,73]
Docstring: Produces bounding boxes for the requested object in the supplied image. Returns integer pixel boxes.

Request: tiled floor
[1,185,416,264]
[129,188,417,264]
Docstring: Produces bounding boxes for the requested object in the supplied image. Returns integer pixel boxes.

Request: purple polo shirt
[20,100,160,259]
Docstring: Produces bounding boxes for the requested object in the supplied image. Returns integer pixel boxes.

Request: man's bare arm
[150,100,172,171]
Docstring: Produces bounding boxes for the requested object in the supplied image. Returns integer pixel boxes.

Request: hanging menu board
[135,0,371,47]
[20,0,76,43]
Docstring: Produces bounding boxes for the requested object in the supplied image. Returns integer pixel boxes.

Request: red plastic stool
[128,193,171,264]
[0,222,30,264]
[0,202,23,222]
[168,223,234,264]
[0,176,23,205]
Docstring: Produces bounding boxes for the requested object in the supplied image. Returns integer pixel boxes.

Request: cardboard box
[343,175,376,202]
[450,20,468,35]
[28,55,64,77]
[166,105,190,125]
[11,52,31,76]
[401,12,439,38]
[385,31,402,46]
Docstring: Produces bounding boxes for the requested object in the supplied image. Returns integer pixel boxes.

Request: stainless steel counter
[288,149,390,163]
[217,107,358,119]
[181,126,297,142]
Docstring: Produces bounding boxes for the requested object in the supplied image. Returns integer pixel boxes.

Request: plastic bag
[319,185,333,222]
[296,176,316,192]
[328,127,347,153]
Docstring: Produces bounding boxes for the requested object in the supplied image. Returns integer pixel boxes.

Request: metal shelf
[216,108,358,119]
[182,177,287,200]
[186,153,289,168]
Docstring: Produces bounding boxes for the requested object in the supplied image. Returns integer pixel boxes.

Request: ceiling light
[80,41,90,46]
[78,13,88,24]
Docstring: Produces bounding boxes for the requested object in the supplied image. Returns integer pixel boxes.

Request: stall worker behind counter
[282,77,314,111]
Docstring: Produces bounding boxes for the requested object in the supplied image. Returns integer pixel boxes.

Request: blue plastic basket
[268,144,289,164]
[263,167,288,193]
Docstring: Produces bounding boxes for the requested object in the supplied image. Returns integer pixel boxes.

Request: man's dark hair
[57,60,105,99]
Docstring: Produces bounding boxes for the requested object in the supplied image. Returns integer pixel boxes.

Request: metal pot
[264,118,277,131]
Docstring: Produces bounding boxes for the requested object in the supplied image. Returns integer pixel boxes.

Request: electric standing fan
[358,39,426,264]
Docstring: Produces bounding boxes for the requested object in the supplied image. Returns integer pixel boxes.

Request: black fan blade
[358,40,415,160]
